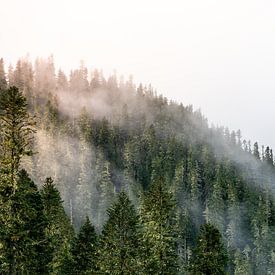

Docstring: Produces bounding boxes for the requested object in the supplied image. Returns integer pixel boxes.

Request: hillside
[0,56,274,274]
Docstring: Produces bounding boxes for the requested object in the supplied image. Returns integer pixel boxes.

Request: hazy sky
[1,0,275,148]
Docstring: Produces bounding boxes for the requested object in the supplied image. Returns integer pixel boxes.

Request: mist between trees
[0,56,274,274]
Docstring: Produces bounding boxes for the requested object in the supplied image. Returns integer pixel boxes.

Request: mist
[1,0,275,149]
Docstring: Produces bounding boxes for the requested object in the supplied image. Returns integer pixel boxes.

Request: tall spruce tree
[0,170,49,274]
[41,177,74,274]
[0,58,7,90]
[0,87,48,274]
[0,86,35,192]
[98,192,140,274]
[234,246,252,275]
[189,223,228,275]
[253,142,260,160]
[140,178,179,274]
[70,217,98,274]
[98,161,115,227]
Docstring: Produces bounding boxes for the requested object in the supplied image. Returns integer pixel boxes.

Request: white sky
[1,0,275,148]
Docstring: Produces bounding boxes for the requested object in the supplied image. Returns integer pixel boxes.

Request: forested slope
[0,56,274,274]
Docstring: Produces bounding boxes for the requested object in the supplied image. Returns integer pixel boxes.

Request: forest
[0,56,274,274]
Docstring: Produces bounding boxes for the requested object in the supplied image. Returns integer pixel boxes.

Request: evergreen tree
[0,86,46,274]
[75,122,94,227]
[253,142,260,159]
[57,69,68,91]
[0,86,35,192]
[98,192,140,274]
[236,129,242,147]
[234,246,252,275]
[189,160,202,231]
[0,170,49,274]
[0,58,7,89]
[189,223,228,275]
[98,161,115,227]
[41,177,74,274]
[71,217,98,274]
[7,64,14,86]
[264,146,274,166]
[205,163,226,234]
[252,194,273,275]
[140,178,179,274]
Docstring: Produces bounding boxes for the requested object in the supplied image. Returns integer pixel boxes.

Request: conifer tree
[7,64,14,86]
[98,161,115,226]
[0,58,7,89]
[253,142,260,159]
[71,217,98,274]
[189,223,228,275]
[205,163,226,234]
[75,121,94,227]
[0,170,49,274]
[189,160,202,230]
[41,177,74,274]
[0,86,47,274]
[236,129,242,147]
[57,69,68,91]
[252,194,272,275]
[98,192,140,274]
[234,246,252,275]
[172,161,193,270]
[13,60,25,91]
[0,86,35,192]
[140,178,179,274]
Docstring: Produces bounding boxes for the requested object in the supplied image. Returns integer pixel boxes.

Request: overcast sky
[1,0,275,148]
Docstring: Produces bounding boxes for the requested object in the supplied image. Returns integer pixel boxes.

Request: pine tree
[0,86,46,274]
[98,192,140,274]
[75,121,94,227]
[252,194,272,275]
[226,181,243,274]
[0,58,7,89]
[57,69,68,91]
[0,170,49,274]
[98,161,115,227]
[140,178,179,274]
[234,246,252,275]
[189,223,228,275]
[71,217,98,274]
[7,64,14,86]
[264,146,274,166]
[0,86,36,192]
[236,129,242,147]
[41,177,74,274]
[204,163,226,234]
[253,142,260,159]
[13,60,24,91]
[172,161,193,270]
[189,160,202,230]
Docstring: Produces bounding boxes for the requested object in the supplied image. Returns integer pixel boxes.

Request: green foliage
[70,217,98,274]
[41,177,74,274]
[189,223,228,275]
[0,86,36,192]
[140,178,179,274]
[98,192,140,274]
[0,58,7,90]
[0,170,49,274]
[97,160,115,226]
[234,246,252,275]
[0,86,48,274]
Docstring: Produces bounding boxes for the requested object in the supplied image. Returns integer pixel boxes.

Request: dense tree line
[0,56,274,274]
